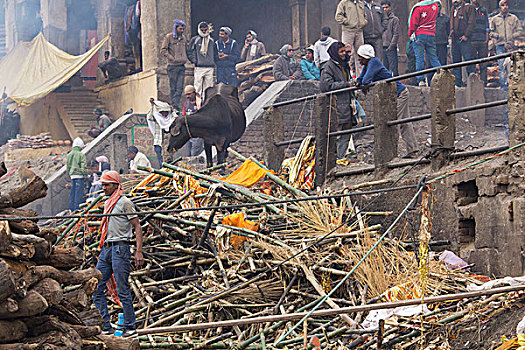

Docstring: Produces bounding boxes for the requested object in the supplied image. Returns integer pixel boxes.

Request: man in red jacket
[450,0,476,87]
[408,0,441,86]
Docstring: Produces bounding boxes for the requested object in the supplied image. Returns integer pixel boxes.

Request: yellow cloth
[383,282,421,302]
[0,33,109,106]
[518,334,525,350]
[221,159,271,187]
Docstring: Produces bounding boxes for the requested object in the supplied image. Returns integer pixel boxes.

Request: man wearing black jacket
[450,0,476,87]
[470,0,489,85]
[435,4,450,66]
[363,0,387,64]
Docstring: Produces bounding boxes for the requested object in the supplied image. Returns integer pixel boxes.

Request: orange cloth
[222,212,258,249]
[221,159,272,188]
[222,212,259,231]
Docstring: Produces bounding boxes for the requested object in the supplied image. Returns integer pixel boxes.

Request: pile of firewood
[236,54,278,107]
[0,164,139,350]
[6,133,71,150]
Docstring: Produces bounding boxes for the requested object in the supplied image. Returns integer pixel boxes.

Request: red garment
[408,2,440,37]
[98,171,124,248]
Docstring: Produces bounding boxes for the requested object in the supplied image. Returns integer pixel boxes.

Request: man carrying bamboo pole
[93,171,144,337]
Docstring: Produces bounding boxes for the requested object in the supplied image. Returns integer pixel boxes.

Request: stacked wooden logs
[0,165,139,350]
[236,54,278,107]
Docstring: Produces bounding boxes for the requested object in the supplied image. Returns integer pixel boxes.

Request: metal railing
[274,99,508,147]
[265,50,519,110]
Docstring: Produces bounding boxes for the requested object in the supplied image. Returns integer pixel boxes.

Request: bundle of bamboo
[42,149,525,349]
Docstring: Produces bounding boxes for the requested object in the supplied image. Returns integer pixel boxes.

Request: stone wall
[233,81,508,159]
[96,70,158,117]
[27,113,148,216]
[337,153,525,277]
[233,80,320,158]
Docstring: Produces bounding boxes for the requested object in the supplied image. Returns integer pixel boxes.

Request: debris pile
[0,165,139,349]
[48,148,525,349]
[236,54,278,107]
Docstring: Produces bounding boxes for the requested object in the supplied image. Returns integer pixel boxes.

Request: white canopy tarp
[0,33,109,106]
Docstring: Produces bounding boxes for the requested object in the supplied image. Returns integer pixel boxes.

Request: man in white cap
[147,98,175,168]
[215,26,240,86]
[355,44,418,158]
[66,137,88,210]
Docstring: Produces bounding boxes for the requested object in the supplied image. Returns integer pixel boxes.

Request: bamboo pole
[137,284,525,335]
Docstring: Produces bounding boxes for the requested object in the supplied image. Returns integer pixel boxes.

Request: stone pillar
[40,0,67,50]
[4,0,17,51]
[112,133,129,174]
[373,82,398,170]
[314,95,337,188]
[289,0,306,49]
[430,69,456,171]
[141,0,190,72]
[305,0,321,46]
[466,74,485,127]
[508,51,525,148]
[263,107,285,172]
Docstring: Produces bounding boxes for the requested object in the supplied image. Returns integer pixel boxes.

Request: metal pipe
[450,145,509,158]
[387,113,431,126]
[266,51,519,110]
[446,99,508,115]
[274,124,374,147]
[276,99,508,147]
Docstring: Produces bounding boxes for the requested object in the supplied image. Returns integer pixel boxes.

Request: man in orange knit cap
[92,171,143,337]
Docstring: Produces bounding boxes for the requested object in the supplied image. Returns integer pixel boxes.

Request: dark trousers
[436,44,448,66]
[216,66,239,87]
[451,40,474,87]
[69,178,85,211]
[383,46,398,76]
[167,65,185,110]
[364,37,383,65]
[471,41,488,84]
[93,245,136,330]
[154,145,163,168]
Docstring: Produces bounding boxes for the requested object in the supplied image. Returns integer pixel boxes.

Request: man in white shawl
[147,98,175,168]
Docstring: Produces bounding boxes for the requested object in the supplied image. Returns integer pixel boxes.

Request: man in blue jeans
[450,0,476,87]
[408,0,441,86]
[490,0,522,89]
[93,171,144,337]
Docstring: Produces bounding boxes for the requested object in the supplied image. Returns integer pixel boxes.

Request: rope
[284,98,309,156]
[427,141,525,184]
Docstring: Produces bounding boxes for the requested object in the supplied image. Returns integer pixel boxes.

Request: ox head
[167,116,191,153]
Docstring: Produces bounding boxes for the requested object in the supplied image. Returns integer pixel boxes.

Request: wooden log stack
[236,54,278,107]
[0,170,138,350]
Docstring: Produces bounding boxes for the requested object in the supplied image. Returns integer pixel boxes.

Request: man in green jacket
[66,137,88,211]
